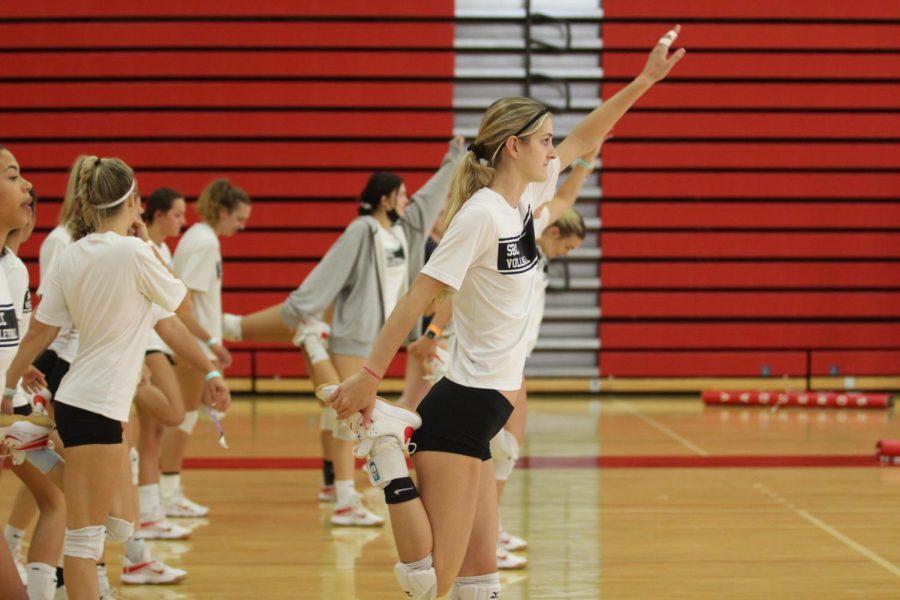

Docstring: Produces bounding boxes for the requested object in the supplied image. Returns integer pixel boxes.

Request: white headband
[94,180,135,209]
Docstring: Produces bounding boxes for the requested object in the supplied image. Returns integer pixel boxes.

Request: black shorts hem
[54,401,123,447]
[411,378,514,462]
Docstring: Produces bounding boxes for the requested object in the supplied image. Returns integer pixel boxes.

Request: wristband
[573,157,594,170]
[205,370,222,382]
[205,337,219,348]
[361,366,383,381]
[3,387,16,398]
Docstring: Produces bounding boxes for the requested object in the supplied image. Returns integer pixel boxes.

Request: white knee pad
[449,573,501,600]
[333,418,356,442]
[104,516,134,543]
[64,525,106,561]
[178,410,199,435]
[490,429,520,481]
[130,446,139,486]
[320,406,337,433]
[394,556,437,600]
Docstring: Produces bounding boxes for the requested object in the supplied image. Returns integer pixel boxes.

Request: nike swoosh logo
[393,487,415,495]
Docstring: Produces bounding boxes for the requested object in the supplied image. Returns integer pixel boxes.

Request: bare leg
[7,484,37,538]
[495,386,527,503]
[403,451,484,596]
[10,461,65,570]
[237,303,294,343]
[0,537,27,599]
[459,459,500,576]
[159,359,203,475]
[63,442,128,600]
[139,353,184,486]
[330,354,365,484]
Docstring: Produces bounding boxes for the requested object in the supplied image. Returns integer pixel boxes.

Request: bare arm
[556,25,685,168]
[539,142,603,226]
[2,320,60,413]
[407,294,453,363]
[155,316,231,412]
[331,273,449,420]
[173,289,232,368]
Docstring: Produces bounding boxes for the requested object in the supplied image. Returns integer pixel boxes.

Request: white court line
[795,509,900,578]
[614,401,709,456]
[754,484,900,579]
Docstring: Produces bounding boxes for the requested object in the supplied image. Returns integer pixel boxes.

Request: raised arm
[556,25,686,169]
[538,141,604,226]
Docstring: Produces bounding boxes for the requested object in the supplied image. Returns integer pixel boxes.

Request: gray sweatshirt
[280,141,464,357]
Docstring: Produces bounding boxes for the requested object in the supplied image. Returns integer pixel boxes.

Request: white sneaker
[318,484,336,502]
[136,518,192,540]
[121,549,187,585]
[163,494,209,518]
[291,317,331,348]
[354,399,422,458]
[330,492,385,527]
[497,544,528,570]
[499,528,528,552]
[0,414,54,464]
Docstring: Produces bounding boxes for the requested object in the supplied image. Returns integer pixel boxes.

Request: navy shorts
[54,401,123,447]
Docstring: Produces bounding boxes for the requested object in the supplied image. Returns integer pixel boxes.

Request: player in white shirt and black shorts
[329,28,685,600]
[160,179,249,518]
[3,155,232,600]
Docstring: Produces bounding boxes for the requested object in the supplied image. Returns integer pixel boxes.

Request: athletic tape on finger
[658,30,678,47]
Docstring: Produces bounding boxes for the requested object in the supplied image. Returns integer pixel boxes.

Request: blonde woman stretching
[329,27,685,599]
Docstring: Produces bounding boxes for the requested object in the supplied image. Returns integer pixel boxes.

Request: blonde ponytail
[66,155,136,240]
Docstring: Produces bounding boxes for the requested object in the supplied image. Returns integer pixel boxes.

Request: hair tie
[94,179,136,210]
[467,142,486,160]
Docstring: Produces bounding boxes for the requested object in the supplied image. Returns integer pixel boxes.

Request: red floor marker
[876,439,900,465]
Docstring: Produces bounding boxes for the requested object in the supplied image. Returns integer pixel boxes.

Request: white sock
[4,524,24,555]
[304,334,330,365]
[222,313,243,342]
[124,536,146,564]
[26,562,57,600]
[160,473,181,501]
[139,484,162,523]
[335,480,356,506]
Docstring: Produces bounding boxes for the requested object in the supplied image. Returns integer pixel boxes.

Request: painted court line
[614,400,710,456]
[180,454,877,470]
[755,484,900,579]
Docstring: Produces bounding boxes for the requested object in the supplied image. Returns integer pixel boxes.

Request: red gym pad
[876,439,900,465]
[876,439,900,456]
[702,390,892,410]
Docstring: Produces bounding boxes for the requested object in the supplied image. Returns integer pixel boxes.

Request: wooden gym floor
[3,395,900,599]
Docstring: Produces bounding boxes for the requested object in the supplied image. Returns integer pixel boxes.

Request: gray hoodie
[280,140,464,357]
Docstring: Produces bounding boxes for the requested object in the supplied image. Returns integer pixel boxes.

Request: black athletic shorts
[12,404,32,416]
[32,349,71,398]
[145,350,175,366]
[54,401,123,447]
[412,377,514,461]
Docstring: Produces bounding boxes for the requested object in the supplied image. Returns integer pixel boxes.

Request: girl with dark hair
[221,137,465,524]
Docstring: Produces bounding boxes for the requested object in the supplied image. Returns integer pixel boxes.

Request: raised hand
[640,25,687,84]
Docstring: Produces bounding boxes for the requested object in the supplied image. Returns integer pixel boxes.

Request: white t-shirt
[146,241,175,354]
[173,223,222,358]
[1,249,32,408]
[422,158,561,391]
[524,211,552,355]
[39,226,79,362]
[36,233,187,421]
[378,227,407,316]
[0,265,19,395]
